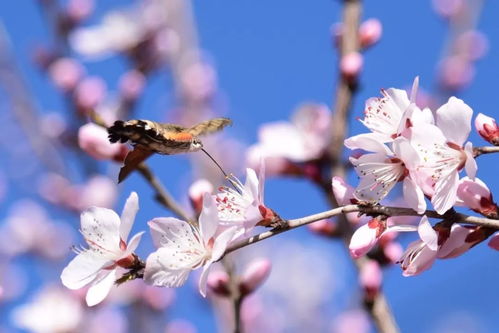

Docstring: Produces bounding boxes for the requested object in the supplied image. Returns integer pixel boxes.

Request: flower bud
[239,258,271,296]
[78,123,128,161]
[457,177,498,218]
[48,58,84,92]
[189,179,213,214]
[359,260,382,301]
[340,52,363,82]
[488,233,499,251]
[308,219,337,237]
[359,19,382,48]
[206,270,231,297]
[475,113,499,145]
[349,221,381,258]
[74,77,106,112]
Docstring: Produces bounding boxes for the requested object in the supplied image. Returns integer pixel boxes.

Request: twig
[224,204,499,256]
[473,146,499,157]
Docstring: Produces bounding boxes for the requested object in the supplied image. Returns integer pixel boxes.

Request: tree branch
[474,146,499,157]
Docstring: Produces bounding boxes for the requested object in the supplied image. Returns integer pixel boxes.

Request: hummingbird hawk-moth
[108,118,232,182]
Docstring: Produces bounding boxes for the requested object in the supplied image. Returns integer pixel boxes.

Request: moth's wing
[118,147,153,183]
[186,118,232,137]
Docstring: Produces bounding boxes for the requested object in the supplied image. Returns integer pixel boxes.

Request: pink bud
[359,19,382,48]
[119,70,146,101]
[332,176,360,224]
[78,123,128,161]
[189,179,213,214]
[207,270,231,297]
[359,260,382,300]
[74,77,106,111]
[488,233,499,251]
[340,52,363,81]
[349,222,380,258]
[239,258,272,296]
[308,219,337,237]
[382,241,404,264]
[66,0,94,22]
[457,177,497,217]
[475,113,499,145]
[48,58,84,92]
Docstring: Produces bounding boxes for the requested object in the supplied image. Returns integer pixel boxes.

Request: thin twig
[473,146,499,157]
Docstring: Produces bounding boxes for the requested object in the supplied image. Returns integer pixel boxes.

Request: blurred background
[0,0,498,332]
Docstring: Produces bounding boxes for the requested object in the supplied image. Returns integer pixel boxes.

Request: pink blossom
[239,258,272,296]
[475,113,499,145]
[180,62,217,102]
[119,70,146,101]
[456,30,489,61]
[359,260,382,300]
[340,52,363,81]
[74,77,106,111]
[432,0,464,18]
[66,0,94,22]
[308,219,337,237]
[144,194,238,297]
[438,56,475,90]
[359,18,382,48]
[457,176,497,217]
[207,270,231,296]
[74,175,118,211]
[331,176,362,224]
[78,123,128,161]
[189,179,214,214]
[48,58,84,92]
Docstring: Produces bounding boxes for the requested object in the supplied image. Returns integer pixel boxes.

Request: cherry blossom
[456,176,497,217]
[61,192,144,306]
[407,97,476,214]
[143,194,238,297]
[475,112,499,145]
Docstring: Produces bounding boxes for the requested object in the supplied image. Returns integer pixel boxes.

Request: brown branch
[473,146,499,157]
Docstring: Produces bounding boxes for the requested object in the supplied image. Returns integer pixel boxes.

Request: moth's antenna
[201,148,229,178]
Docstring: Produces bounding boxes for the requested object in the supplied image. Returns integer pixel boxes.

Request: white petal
[143,248,192,287]
[403,177,426,214]
[409,76,419,103]
[432,171,459,214]
[120,192,139,241]
[244,168,259,203]
[81,207,121,255]
[198,263,212,297]
[148,218,198,249]
[464,142,477,180]
[385,225,418,233]
[385,88,410,112]
[122,231,144,256]
[257,159,266,203]
[438,224,470,258]
[85,270,116,306]
[392,137,419,170]
[436,97,472,146]
[199,193,220,243]
[60,251,112,289]
[418,216,438,251]
[344,133,393,154]
[211,227,238,261]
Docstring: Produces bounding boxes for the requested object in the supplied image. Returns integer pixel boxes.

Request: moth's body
[107,117,231,182]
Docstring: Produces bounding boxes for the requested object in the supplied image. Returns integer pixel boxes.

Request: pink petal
[349,224,378,258]
[344,133,392,154]
[435,97,473,146]
[417,216,438,251]
[199,193,220,243]
[119,192,139,241]
[211,226,239,261]
[438,224,471,258]
[464,142,477,180]
[85,270,116,306]
[244,168,260,204]
[198,263,212,298]
[403,177,426,214]
[432,170,459,214]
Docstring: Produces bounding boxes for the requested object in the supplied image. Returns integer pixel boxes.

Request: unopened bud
[189,179,213,214]
[74,77,106,112]
[239,258,271,296]
[457,177,498,218]
[359,19,382,48]
[488,233,499,251]
[340,52,363,82]
[475,113,499,145]
[359,260,382,301]
[206,270,231,297]
[78,123,127,161]
[48,57,84,92]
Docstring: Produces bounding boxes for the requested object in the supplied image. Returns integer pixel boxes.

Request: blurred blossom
[78,123,128,161]
[359,260,382,300]
[340,52,363,81]
[308,219,337,237]
[48,57,84,92]
[239,258,272,296]
[382,241,404,264]
[40,113,67,140]
[165,320,197,333]
[74,175,118,211]
[153,29,180,60]
[119,70,146,101]
[359,18,382,48]
[0,262,27,301]
[332,176,361,224]
[432,0,464,18]
[247,103,331,175]
[0,200,74,259]
[12,286,83,333]
[456,30,489,61]
[80,306,127,333]
[74,76,107,111]
[330,309,371,333]
[180,62,217,103]
[438,55,474,91]
[475,113,499,145]
[0,170,5,203]
[108,279,175,310]
[66,0,94,22]
[188,178,214,214]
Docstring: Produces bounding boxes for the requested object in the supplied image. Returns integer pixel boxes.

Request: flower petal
[85,270,116,306]
[403,177,426,214]
[81,207,121,255]
[417,216,438,251]
[211,226,238,262]
[61,251,112,290]
[143,248,192,287]
[120,192,139,241]
[436,97,473,146]
[122,231,144,256]
[147,218,201,251]
[432,170,459,214]
[464,142,477,180]
[344,133,393,154]
[244,168,260,204]
[199,193,220,243]
[198,263,212,297]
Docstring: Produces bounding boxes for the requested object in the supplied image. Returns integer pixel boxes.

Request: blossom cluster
[61,168,273,305]
[344,78,499,275]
